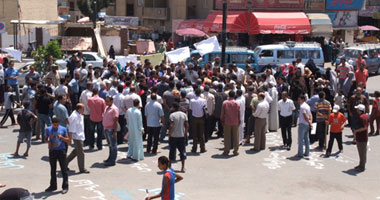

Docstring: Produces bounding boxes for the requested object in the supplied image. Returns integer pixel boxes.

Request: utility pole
[221,0,227,67]
[17,0,21,50]
[93,0,97,28]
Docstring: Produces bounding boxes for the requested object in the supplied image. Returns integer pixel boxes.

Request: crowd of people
[0,49,379,197]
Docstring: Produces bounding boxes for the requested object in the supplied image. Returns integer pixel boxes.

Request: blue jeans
[104,129,117,164]
[298,123,310,157]
[38,113,51,139]
[89,120,103,149]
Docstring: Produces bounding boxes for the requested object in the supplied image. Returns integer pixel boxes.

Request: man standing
[53,95,69,128]
[69,72,80,108]
[87,88,106,150]
[14,102,37,157]
[325,105,346,157]
[221,91,241,156]
[44,65,61,87]
[353,104,369,172]
[278,91,295,150]
[189,88,207,153]
[203,85,215,142]
[212,84,227,138]
[66,103,89,173]
[4,61,20,103]
[113,85,126,144]
[145,94,164,154]
[127,99,144,161]
[103,96,119,166]
[168,102,189,172]
[355,62,369,88]
[252,93,269,152]
[297,95,313,158]
[44,117,70,194]
[235,89,245,144]
[36,88,52,141]
[161,82,176,141]
[314,91,332,150]
[79,82,93,146]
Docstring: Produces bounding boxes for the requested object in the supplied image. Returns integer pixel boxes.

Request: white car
[55,52,106,71]
[17,61,67,87]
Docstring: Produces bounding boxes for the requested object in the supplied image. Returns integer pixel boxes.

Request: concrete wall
[1,27,54,49]
[101,35,121,54]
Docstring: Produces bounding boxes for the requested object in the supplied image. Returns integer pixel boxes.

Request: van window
[277,50,294,59]
[231,54,254,63]
[308,50,320,59]
[344,49,361,59]
[295,50,308,59]
[209,53,229,63]
[259,50,273,57]
[369,49,378,58]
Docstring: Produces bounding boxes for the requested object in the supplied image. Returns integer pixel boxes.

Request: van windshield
[231,54,254,63]
[344,49,362,59]
[254,48,261,56]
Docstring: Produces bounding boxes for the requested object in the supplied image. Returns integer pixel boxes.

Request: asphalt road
[0,64,379,200]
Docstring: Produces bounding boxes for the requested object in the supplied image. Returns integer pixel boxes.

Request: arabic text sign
[326,0,364,10]
[326,11,358,27]
[104,16,139,26]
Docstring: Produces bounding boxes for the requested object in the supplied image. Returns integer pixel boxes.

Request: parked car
[253,42,325,72]
[186,48,258,70]
[16,61,67,87]
[55,52,106,71]
[336,43,380,74]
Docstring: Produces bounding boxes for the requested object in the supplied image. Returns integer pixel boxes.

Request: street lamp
[221,0,227,67]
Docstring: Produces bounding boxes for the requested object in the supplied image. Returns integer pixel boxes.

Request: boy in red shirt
[325,105,346,157]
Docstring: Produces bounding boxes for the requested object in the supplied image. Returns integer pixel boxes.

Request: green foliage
[77,0,111,21]
[31,40,63,74]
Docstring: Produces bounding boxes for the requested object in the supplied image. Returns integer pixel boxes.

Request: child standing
[325,105,346,157]
[146,156,183,200]
[0,85,20,127]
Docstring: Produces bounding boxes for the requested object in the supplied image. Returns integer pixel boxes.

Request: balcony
[142,7,169,20]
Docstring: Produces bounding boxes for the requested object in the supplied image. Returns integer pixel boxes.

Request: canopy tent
[177,20,204,30]
[360,25,379,31]
[175,28,208,37]
[202,11,249,33]
[249,12,311,35]
[306,13,333,37]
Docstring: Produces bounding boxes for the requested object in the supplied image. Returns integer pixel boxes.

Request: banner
[326,0,365,10]
[104,16,139,26]
[326,11,358,28]
[1,47,22,62]
[359,6,380,17]
[140,53,165,67]
[194,36,220,56]
[304,0,325,11]
[165,47,190,64]
[116,55,139,68]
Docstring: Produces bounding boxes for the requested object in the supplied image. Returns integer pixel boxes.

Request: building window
[126,4,134,16]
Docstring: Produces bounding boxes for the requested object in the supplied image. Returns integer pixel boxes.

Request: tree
[32,40,63,75]
[77,0,111,22]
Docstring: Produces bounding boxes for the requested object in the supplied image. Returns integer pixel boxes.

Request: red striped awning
[177,20,204,30]
[202,11,249,33]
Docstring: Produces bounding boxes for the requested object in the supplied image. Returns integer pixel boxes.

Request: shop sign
[326,0,365,10]
[326,11,358,28]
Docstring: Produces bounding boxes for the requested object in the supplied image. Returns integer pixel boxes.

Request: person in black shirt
[14,102,37,157]
[36,88,53,142]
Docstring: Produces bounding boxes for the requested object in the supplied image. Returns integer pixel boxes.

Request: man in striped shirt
[337,57,353,90]
[314,91,332,150]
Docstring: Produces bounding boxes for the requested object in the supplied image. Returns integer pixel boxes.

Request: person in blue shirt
[69,71,80,107]
[4,61,20,103]
[44,116,70,194]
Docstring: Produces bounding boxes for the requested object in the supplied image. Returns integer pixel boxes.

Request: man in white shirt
[66,104,89,174]
[252,93,269,151]
[189,88,207,153]
[113,85,126,144]
[79,82,93,146]
[123,87,142,112]
[297,94,313,158]
[278,91,296,150]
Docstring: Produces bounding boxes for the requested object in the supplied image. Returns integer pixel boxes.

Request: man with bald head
[66,103,89,173]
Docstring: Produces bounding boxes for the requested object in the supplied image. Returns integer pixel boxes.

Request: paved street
[0,67,380,200]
